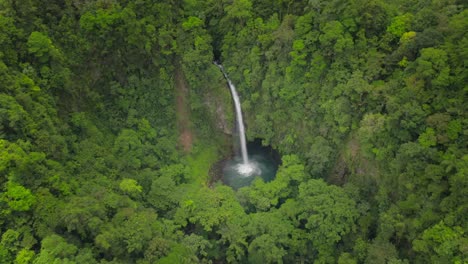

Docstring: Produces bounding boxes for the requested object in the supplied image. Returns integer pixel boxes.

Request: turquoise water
[223,140,279,190]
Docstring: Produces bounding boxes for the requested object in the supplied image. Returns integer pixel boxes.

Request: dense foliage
[0,0,466,263]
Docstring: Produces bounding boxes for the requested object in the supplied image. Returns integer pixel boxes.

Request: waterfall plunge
[215,62,260,177]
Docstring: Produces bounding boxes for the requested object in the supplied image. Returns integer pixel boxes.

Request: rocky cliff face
[214,101,232,135]
[202,75,234,136]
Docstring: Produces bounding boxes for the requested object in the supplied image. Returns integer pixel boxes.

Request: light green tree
[2,181,35,212]
[27,32,60,63]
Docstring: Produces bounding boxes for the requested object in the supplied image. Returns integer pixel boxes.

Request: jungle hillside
[0,0,467,263]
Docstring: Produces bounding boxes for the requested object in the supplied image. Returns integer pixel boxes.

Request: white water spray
[215,62,260,177]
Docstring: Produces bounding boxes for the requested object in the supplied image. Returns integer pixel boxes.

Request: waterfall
[215,62,262,177]
[215,62,249,164]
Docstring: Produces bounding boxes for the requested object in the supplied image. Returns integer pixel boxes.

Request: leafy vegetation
[0,0,466,263]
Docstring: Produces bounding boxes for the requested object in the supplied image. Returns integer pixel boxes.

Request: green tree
[418,128,437,148]
[237,155,305,212]
[386,14,413,37]
[413,221,466,263]
[15,249,35,264]
[280,179,359,262]
[246,211,303,263]
[0,15,19,64]
[119,178,142,197]
[319,21,353,57]
[415,47,451,88]
[175,185,246,232]
[27,32,60,64]
[148,174,178,213]
[2,181,36,212]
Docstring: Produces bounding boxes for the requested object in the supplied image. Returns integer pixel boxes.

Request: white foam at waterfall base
[222,151,278,190]
[235,161,262,177]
